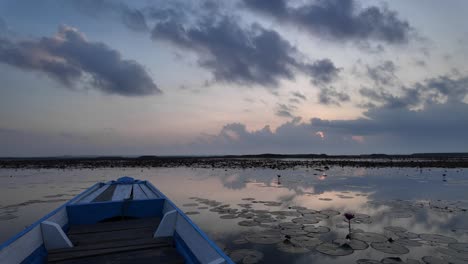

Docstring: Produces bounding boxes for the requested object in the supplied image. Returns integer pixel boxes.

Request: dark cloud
[275,103,296,118]
[151,13,340,88]
[0,26,160,96]
[303,59,341,85]
[191,101,468,154]
[366,60,398,86]
[72,0,148,32]
[0,17,6,36]
[291,91,307,100]
[243,0,413,44]
[319,86,350,105]
[359,74,468,109]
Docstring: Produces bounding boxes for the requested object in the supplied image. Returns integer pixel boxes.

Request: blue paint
[67,198,165,225]
[20,245,46,264]
[0,182,101,251]
[145,182,234,264]
[174,231,201,264]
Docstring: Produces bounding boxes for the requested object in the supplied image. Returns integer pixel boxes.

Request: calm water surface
[1,166,467,263]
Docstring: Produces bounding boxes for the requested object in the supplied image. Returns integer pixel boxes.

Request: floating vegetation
[421,256,448,264]
[238,220,260,227]
[279,222,303,229]
[264,202,282,206]
[384,226,407,233]
[280,229,308,236]
[316,242,354,256]
[437,247,468,260]
[448,243,468,252]
[245,231,283,244]
[350,232,388,243]
[318,198,333,201]
[290,236,322,248]
[303,226,330,234]
[241,198,256,201]
[277,240,311,253]
[291,217,320,225]
[220,214,239,219]
[229,249,264,264]
[419,234,457,244]
[182,203,198,207]
[185,211,200,215]
[334,238,369,250]
[232,238,249,245]
[381,257,421,263]
[395,231,419,239]
[0,214,18,220]
[356,259,380,264]
[320,209,340,217]
[393,238,423,247]
[197,207,209,209]
[370,242,409,254]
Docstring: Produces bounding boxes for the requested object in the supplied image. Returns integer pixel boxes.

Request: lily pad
[281,229,308,236]
[381,257,405,263]
[279,222,303,229]
[384,226,407,233]
[277,240,311,253]
[183,203,199,207]
[449,243,468,252]
[185,211,200,215]
[320,209,340,216]
[319,198,333,201]
[334,238,369,250]
[220,214,239,219]
[395,232,419,239]
[229,249,264,264]
[350,232,388,243]
[238,220,260,227]
[245,231,283,244]
[290,236,322,248]
[394,238,423,247]
[371,242,409,254]
[232,238,249,245]
[419,234,457,244]
[356,259,380,264]
[421,256,448,264]
[292,217,320,225]
[303,226,330,234]
[437,247,468,260]
[316,242,354,256]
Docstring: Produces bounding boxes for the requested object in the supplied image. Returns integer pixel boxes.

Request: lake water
[1,166,468,263]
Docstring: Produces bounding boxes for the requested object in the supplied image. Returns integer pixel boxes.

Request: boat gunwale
[0,182,102,251]
[145,181,234,264]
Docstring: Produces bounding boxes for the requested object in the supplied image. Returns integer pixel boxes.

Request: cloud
[149,6,341,88]
[243,0,413,44]
[359,74,468,109]
[366,60,398,86]
[291,91,307,100]
[0,25,160,96]
[191,101,468,154]
[319,86,350,105]
[72,0,148,32]
[303,59,341,85]
[275,103,296,118]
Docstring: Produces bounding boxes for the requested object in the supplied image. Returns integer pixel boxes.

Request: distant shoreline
[1,153,468,169]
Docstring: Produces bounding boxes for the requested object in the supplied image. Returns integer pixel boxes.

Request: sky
[0,0,468,156]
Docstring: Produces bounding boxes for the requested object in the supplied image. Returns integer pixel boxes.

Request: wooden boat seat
[47,217,184,264]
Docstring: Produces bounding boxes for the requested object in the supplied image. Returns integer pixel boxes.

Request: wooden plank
[76,185,110,204]
[139,184,158,199]
[48,240,172,262]
[111,185,132,201]
[132,184,147,200]
[68,218,161,235]
[68,227,154,246]
[48,247,185,264]
[48,237,171,255]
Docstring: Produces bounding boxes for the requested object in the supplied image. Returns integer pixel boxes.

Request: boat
[0,177,234,264]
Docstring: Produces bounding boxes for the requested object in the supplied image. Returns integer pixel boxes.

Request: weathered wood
[132,184,148,200]
[93,185,116,202]
[68,217,160,235]
[48,240,172,262]
[48,247,185,264]
[76,185,110,204]
[111,184,132,201]
[47,218,184,264]
[139,184,158,199]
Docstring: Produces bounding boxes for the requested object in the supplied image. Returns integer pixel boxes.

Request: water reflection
[0,166,467,263]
